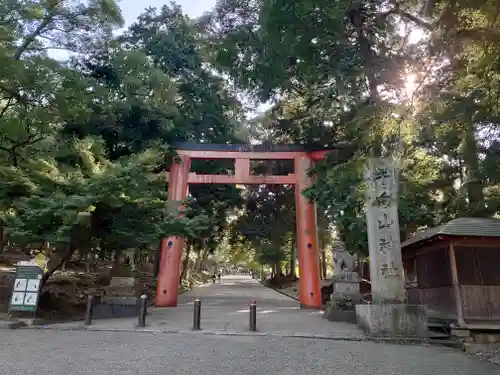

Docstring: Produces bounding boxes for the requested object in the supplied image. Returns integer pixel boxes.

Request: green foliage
[0,143,210,248]
[3,0,500,277]
[203,0,500,258]
[225,184,295,266]
[0,1,239,273]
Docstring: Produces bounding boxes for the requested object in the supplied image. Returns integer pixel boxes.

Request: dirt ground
[0,256,208,322]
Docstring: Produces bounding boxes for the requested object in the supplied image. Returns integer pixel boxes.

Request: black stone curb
[19,324,458,347]
[2,317,85,329]
[258,280,300,302]
[1,320,27,329]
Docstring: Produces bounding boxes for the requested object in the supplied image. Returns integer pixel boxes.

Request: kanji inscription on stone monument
[365,159,406,304]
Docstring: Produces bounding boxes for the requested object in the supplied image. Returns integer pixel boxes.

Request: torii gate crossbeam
[156,143,338,309]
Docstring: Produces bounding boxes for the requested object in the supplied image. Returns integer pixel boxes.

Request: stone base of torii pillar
[355,158,428,337]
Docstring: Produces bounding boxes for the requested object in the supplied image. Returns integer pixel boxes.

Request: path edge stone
[258,280,300,302]
[18,324,458,347]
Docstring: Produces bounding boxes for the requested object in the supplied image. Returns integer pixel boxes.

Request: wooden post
[448,242,466,326]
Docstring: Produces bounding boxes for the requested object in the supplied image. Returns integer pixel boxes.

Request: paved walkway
[35,275,363,338]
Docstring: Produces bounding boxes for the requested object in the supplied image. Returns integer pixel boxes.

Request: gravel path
[2,275,497,374]
[1,330,498,375]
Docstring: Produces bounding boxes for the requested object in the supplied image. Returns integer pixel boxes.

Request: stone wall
[452,329,500,365]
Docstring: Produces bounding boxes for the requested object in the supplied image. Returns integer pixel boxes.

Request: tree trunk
[40,244,76,290]
[180,244,192,282]
[0,226,8,259]
[290,235,297,278]
[154,241,162,276]
[193,245,202,272]
[84,253,92,273]
[272,263,281,278]
[321,247,327,279]
[349,1,382,156]
[198,249,209,272]
[194,256,200,273]
[138,251,147,272]
[113,250,121,268]
[133,249,141,271]
[461,122,485,216]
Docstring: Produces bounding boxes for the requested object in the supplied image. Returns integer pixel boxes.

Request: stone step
[103,289,138,297]
[101,296,139,305]
[104,286,137,291]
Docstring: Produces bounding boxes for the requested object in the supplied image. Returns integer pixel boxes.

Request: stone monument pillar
[355,158,427,337]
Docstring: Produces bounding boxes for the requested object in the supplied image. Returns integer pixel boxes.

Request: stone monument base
[355,304,428,337]
[93,277,141,320]
[324,301,357,323]
[324,272,361,323]
[93,300,141,319]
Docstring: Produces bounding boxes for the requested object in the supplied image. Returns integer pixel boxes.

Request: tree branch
[377,5,434,31]
[0,97,14,119]
[14,0,63,60]
[397,10,433,30]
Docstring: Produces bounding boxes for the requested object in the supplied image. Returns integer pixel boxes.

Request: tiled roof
[401,217,500,248]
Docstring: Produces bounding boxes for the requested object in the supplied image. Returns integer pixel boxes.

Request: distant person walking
[212,273,216,284]
[217,272,222,283]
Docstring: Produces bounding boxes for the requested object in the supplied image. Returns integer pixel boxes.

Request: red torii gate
[156,143,336,309]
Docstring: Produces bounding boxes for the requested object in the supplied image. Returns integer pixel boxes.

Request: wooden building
[401,218,500,330]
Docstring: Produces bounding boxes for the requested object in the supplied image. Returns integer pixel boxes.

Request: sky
[119,0,217,25]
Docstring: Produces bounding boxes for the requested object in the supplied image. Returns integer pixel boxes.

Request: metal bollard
[138,294,148,328]
[84,294,94,326]
[249,300,257,331]
[193,298,201,330]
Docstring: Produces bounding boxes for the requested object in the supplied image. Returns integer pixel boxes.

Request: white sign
[26,279,40,292]
[13,279,27,291]
[23,293,38,306]
[11,292,25,305]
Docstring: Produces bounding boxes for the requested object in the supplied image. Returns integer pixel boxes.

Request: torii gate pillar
[156,155,190,307]
[295,155,322,308]
[155,144,334,309]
